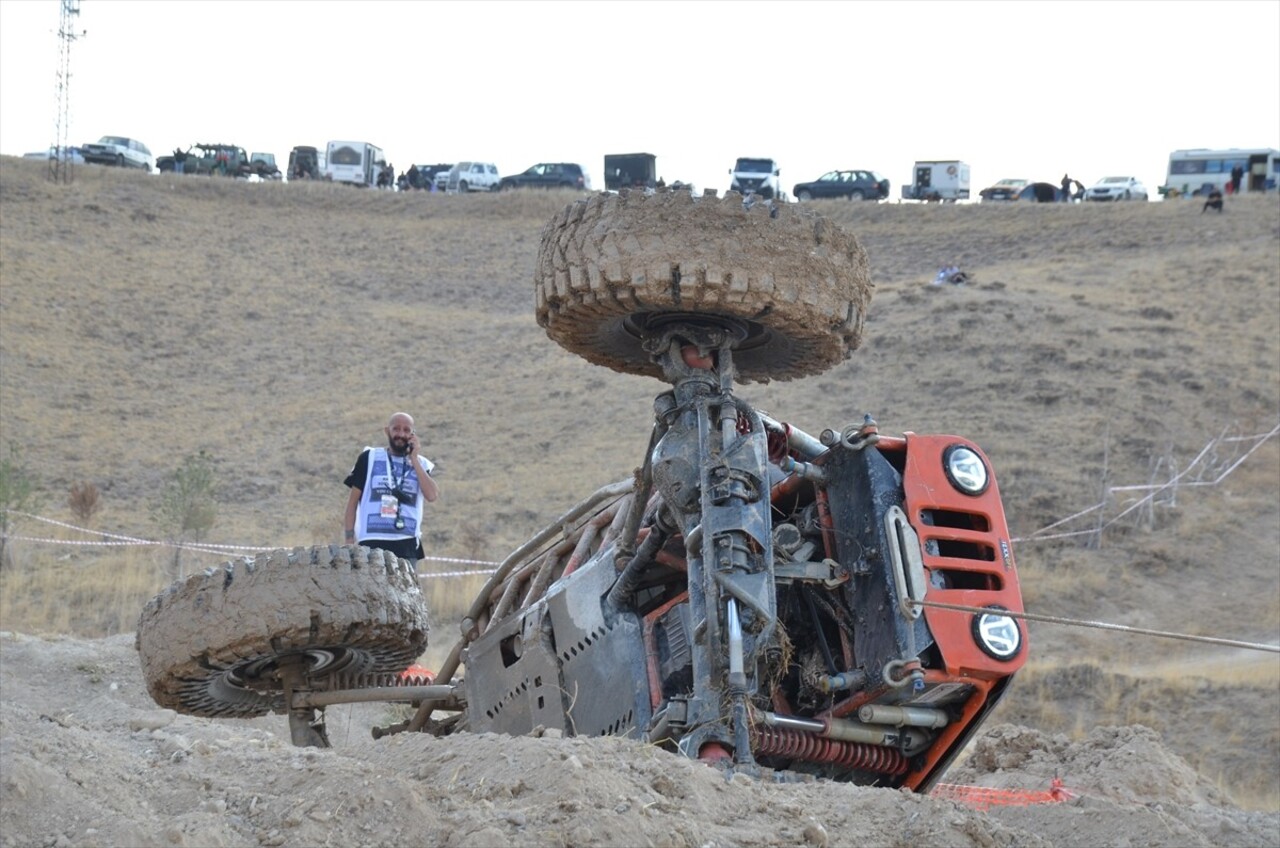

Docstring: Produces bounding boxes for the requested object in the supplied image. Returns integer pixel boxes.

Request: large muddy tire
[135,545,429,718]
[534,189,872,382]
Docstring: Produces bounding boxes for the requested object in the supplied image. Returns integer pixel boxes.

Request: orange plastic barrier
[931,777,1075,811]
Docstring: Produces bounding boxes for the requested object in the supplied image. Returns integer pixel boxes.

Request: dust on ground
[2,632,1276,848]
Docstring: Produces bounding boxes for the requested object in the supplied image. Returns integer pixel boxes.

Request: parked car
[79,135,153,171]
[1013,182,1063,203]
[1085,176,1147,202]
[792,169,889,201]
[978,178,1030,202]
[249,152,282,180]
[446,161,501,193]
[499,162,589,191]
[287,146,321,180]
[23,145,85,165]
[408,163,452,190]
[156,143,251,178]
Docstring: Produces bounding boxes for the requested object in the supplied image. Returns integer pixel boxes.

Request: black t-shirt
[344,448,424,562]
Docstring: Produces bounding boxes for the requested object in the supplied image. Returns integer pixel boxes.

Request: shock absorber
[751,724,908,774]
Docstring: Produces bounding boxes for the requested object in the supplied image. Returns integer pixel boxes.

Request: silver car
[446,161,501,193]
[79,135,153,171]
[23,146,86,165]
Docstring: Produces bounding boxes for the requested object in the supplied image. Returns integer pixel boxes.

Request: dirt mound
[2,632,1276,848]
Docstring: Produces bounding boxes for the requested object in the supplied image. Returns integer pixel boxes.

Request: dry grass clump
[1000,661,1280,811]
[0,548,168,637]
[67,481,102,524]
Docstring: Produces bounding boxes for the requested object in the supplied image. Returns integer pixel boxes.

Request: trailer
[324,141,386,187]
[902,160,970,202]
[1159,148,1279,197]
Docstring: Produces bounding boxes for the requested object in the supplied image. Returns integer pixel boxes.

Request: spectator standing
[1230,164,1244,195]
[173,147,187,175]
[1060,174,1072,202]
[343,412,439,564]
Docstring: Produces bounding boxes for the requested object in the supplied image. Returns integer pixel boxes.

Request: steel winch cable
[909,598,1280,654]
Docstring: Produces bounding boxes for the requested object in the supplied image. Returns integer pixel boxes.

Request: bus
[1159,148,1279,198]
[324,141,386,187]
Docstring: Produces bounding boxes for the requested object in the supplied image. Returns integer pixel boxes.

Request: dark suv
[408,163,453,190]
[499,162,589,191]
[792,170,890,201]
[287,146,321,180]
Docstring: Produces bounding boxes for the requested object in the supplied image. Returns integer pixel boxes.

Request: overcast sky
[1,0,1277,196]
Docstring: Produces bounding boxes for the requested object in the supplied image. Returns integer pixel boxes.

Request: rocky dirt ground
[2,631,1277,848]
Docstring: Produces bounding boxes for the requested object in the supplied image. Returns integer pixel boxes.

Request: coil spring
[751,725,909,775]
[321,670,436,690]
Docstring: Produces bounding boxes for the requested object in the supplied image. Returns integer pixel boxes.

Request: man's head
[385,412,415,456]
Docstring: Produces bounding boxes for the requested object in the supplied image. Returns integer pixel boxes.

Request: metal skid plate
[463,553,652,739]
[822,446,934,674]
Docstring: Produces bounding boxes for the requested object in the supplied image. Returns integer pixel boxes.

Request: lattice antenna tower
[50,0,85,184]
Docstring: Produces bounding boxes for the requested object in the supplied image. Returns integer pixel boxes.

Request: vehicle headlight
[943,444,989,495]
[971,605,1022,660]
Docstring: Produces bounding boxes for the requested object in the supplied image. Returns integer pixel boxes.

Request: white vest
[354,447,433,543]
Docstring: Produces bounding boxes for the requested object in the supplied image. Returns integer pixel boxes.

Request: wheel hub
[626,312,771,353]
[228,647,372,692]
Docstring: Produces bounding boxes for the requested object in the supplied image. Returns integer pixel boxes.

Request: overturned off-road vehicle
[136,189,1026,790]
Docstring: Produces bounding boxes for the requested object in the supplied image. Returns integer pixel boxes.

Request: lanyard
[385,449,410,495]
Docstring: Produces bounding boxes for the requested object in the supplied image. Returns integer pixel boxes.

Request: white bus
[1160,148,1279,198]
[324,140,386,187]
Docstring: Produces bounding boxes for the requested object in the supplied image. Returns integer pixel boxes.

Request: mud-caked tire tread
[534,189,873,382]
[135,545,429,718]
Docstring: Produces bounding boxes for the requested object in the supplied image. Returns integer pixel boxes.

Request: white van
[729,157,781,199]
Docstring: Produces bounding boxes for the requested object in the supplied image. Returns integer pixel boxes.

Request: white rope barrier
[2,426,1275,654]
[3,423,1274,569]
[422,568,498,579]
[0,509,505,571]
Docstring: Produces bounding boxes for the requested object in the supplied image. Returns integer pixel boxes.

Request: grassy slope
[2,156,1277,804]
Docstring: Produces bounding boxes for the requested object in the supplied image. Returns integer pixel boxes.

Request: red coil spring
[751,726,908,775]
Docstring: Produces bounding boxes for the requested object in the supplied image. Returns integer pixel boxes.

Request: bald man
[343,412,440,563]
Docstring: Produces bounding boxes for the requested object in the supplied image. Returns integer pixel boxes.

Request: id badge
[380,494,399,519]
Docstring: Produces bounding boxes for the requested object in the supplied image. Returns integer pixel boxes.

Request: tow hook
[883,658,925,692]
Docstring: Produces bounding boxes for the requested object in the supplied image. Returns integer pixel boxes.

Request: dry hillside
[1,157,1278,845]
